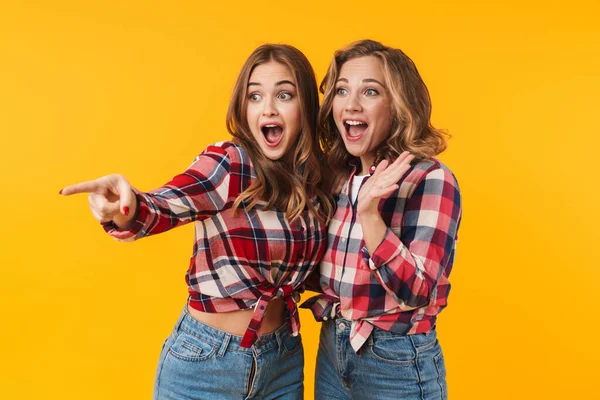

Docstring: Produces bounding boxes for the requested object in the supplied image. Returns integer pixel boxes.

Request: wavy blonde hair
[227,44,332,223]
[319,39,448,188]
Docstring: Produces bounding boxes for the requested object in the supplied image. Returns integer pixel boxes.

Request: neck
[359,154,375,175]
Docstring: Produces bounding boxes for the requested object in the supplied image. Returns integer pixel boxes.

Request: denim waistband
[173,305,294,357]
[325,317,436,343]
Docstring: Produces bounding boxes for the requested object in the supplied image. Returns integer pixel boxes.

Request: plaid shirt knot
[240,284,300,348]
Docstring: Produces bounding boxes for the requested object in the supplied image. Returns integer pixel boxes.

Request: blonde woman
[61,44,332,400]
[303,39,462,400]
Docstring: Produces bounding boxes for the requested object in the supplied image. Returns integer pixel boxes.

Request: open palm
[357,152,415,216]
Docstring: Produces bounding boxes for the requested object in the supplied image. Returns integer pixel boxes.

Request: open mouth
[344,120,368,141]
[260,123,284,147]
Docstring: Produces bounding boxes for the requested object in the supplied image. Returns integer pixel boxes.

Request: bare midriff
[187,297,286,336]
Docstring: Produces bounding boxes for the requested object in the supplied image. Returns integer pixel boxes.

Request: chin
[261,149,285,161]
[344,144,366,158]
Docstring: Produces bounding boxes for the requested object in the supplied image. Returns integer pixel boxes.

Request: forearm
[358,210,388,255]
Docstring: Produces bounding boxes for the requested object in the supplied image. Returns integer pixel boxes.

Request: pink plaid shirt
[103,141,327,347]
[302,158,462,352]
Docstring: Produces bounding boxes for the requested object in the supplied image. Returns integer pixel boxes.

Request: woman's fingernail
[59,189,63,195]
[123,207,129,216]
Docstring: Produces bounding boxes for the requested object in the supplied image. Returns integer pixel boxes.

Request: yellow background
[1,0,599,399]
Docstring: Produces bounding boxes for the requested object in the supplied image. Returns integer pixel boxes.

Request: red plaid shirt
[103,141,327,347]
[301,158,462,352]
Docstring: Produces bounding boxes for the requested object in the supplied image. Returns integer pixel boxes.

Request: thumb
[115,176,133,216]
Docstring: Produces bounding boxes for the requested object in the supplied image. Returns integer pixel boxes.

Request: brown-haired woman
[61,44,332,399]
[302,39,462,399]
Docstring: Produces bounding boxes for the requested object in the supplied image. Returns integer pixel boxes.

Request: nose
[345,92,362,112]
[262,96,279,117]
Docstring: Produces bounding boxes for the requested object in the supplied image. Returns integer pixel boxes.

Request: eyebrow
[248,80,297,87]
[335,78,385,87]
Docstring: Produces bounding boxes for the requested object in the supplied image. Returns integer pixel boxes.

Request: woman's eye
[278,92,293,100]
[365,88,379,96]
[249,93,261,101]
[336,87,348,96]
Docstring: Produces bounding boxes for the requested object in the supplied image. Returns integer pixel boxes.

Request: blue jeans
[154,306,304,399]
[315,318,447,400]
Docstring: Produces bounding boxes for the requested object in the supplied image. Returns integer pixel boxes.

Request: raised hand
[60,174,137,229]
[357,152,415,216]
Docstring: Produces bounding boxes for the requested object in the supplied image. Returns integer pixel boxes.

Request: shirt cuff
[365,227,404,271]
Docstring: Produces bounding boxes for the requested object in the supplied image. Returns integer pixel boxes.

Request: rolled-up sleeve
[365,166,462,310]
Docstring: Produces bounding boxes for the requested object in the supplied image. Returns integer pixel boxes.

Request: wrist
[357,207,380,219]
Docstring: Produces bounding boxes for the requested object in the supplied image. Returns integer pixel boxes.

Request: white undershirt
[350,174,369,203]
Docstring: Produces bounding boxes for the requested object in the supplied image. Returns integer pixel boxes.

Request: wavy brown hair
[319,39,448,188]
[227,44,332,223]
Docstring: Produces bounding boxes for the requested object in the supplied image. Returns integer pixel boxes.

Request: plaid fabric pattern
[301,158,462,352]
[103,141,327,347]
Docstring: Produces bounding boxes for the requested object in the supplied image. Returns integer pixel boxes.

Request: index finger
[59,180,102,196]
[391,151,413,167]
[387,153,415,174]
[117,177,133,213]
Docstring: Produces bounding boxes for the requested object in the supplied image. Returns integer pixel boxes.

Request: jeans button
[338,322,346,330]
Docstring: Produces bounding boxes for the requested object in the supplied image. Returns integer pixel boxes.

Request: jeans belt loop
[217,333,231,358]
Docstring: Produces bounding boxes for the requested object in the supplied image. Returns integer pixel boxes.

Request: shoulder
[198,141,252,168]
[408,158,457,183]
[400,158,460,198]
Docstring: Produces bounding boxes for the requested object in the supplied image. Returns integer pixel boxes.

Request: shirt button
[300,226,305,232]
[341,237,346,243]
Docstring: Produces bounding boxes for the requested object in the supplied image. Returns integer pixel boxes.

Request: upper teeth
[346,121,366,125]
[265,124,278,128]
